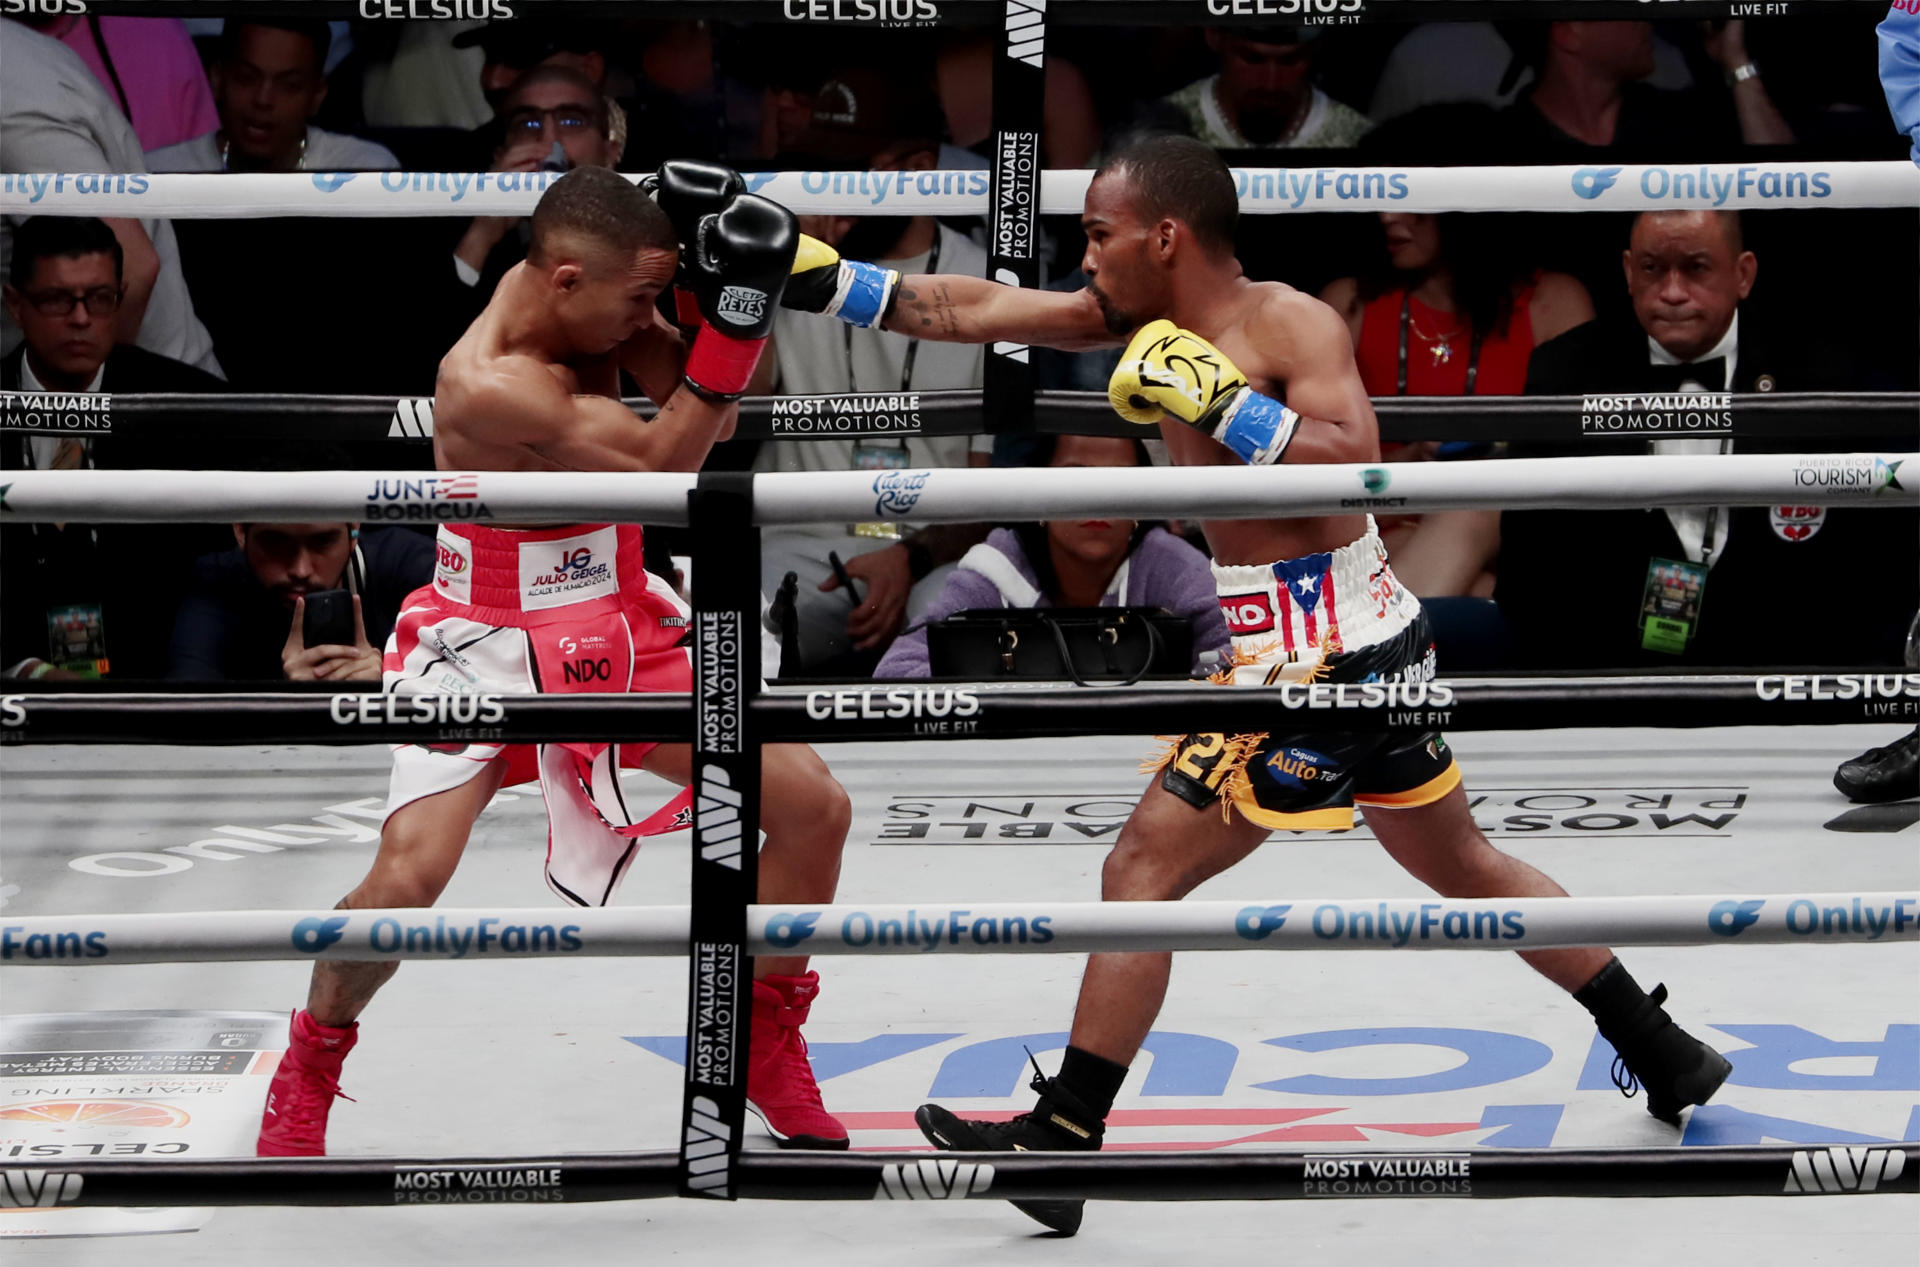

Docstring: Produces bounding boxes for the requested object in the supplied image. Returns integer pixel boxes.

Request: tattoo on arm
[932,283,958,338]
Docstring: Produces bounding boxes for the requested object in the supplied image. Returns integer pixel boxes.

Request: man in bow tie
[1497,209,1916,677]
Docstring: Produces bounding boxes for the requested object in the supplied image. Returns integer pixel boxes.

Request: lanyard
[842,229,940,437]
[1397,292,1481,397]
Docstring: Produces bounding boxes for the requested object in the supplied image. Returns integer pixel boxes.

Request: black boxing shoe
[915,1065,1103,1236]
[1596,983,1733,1126]
[1833,727,1919,805]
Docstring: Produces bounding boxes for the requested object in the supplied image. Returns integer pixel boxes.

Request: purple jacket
[875,526,1230,678]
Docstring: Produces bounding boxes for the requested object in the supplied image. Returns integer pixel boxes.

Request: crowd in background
[1,12,1915,701]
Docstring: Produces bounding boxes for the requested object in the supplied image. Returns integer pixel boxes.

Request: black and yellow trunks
[1150,613,1458,831]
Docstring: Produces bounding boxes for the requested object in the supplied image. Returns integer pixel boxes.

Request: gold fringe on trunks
[1139,629,1339,815]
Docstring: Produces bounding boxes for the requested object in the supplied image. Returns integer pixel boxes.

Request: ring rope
[7,390,1915,446]
[2,454,1912,527]
[5,162,1916,219]
[4,894,1912,965]
[5,675,1917,746]
[3,1144,1912,1209]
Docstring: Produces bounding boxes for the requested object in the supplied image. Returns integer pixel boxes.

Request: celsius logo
[1708,899,1765,937]
[1235,904,1292,940]
[292,916,350,953]
[764,912,821,949]
[1571,167,1622,200]
[312,173,357,193]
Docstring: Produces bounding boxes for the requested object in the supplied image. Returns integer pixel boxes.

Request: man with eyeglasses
[442,68,623,327]
[2,215,225,681]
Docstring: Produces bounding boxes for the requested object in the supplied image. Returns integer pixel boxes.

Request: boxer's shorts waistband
[428,523,648,628]
[1211,517,1418,659]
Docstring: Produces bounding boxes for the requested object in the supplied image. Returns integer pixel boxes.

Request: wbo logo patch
[1771,506,1825,543]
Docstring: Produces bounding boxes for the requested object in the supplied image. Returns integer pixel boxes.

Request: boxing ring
[6,2,1920,1254]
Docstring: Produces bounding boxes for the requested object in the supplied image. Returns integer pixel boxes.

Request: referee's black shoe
[1834,727,1919,804]
[915,1071,1103,1236]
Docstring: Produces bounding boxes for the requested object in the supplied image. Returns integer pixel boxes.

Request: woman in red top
[1321,211,1591,597]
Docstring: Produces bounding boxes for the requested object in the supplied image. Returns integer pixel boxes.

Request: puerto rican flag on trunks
[1271,551,1343,655]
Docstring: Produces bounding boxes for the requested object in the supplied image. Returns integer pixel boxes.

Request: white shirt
[0,20,222,378]
[1649,311,1739,567]
[17,353,104,471]
[753,223,989,478]
[144,126,400,173]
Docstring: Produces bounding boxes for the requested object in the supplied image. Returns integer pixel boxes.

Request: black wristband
[904,540,935,582]
[681,374,741,406]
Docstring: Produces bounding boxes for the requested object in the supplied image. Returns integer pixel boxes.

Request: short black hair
[528,166,676,267]
[1632,208,1746,257]
[1094,134,1239,258]
[8,216,123,288]
[220,20,332,75]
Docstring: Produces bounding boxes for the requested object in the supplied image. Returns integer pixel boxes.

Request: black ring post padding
[4,675,1915,745]
[7,1144,1914,1206]
[19,392,1915,447]
[681,472,761,1201]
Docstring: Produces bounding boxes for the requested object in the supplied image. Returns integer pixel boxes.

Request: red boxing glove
[680,194,796,401]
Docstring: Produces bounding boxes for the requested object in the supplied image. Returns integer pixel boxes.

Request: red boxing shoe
[746,972,848,1150]
[257,1010,357,1157]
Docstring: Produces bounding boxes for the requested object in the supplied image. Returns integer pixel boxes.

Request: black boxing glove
[681,193,797,402]
[650,159,744,331]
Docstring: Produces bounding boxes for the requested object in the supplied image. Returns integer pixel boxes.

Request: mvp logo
[683,1095,732,1197]
[0,1169,83,1208]
[875,1158,995,1200]
[697,765,743,870]
[1784,1146,1906,1194]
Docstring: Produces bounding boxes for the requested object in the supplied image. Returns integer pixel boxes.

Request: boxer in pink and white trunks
[258,166,854,1158]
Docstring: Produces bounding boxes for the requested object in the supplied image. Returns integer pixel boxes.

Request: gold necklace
[1408,304,1464,366]
[218,130,308,172]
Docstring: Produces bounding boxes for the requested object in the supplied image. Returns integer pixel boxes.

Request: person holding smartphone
[168,520,432,682]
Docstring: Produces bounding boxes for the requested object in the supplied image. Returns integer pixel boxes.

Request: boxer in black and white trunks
[796,135,1733,1234]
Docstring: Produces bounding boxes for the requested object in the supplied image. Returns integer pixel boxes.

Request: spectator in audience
[2,216,227,682]
[19,13,219,152]
[1369,21,1696,123]
[1501,19,1792,151]
[1500,209,1915,670]
[360,20,493,131]
[1319,106,1594,602]
[145,21,398,172]
[2,217,225,399]
[876,436,1227,679]
[755,70,996,673]
[934,32,1101,168]
[453,18,608,114]
[0,19,221,378]
[1152,26,1372,150]
[445,67,623,313]
[1884,0,1920,167]
[170,520,433,683]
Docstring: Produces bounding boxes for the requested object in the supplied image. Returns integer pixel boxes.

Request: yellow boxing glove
[1108,319,1301,466]
[783,233,899,328]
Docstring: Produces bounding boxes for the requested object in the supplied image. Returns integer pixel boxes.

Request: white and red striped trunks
[382,522,694,907]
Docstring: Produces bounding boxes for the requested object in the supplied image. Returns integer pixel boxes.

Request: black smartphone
[302,588,355,647]
[827,551,863,608]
